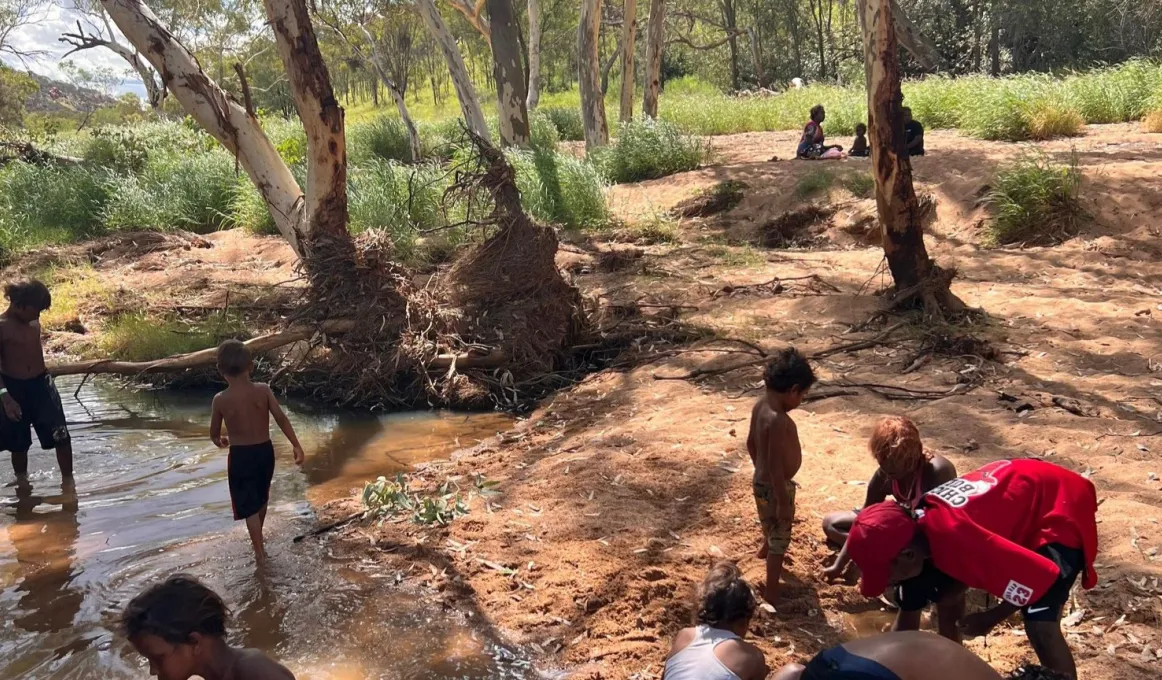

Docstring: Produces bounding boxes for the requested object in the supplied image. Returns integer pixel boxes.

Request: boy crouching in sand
[123,574,296,680]
[210,340,304,565]
[747,347,816,605]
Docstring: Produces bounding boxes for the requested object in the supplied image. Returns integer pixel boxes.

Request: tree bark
[642,0,665,118]
[448,0,492,42]
[619,0,637,121]
[60,18,168,109]
[578,0,609,148]
[891,3,942,70]
[99,0,314,256]
[486,0,530,146]
[747,26,766,88]
[858,0,953,313]
[416,0,491,141]
[526,0,542,109]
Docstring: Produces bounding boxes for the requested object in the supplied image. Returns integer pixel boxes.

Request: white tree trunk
[642,0,665,119]
[99,0,308,255]
[525,0,542,110]
[578,0,608,148]
[416,0,491,141]
[262,0,348,242]
[619,0,637,122]
[358,25,422,161]
[486,0,530,146]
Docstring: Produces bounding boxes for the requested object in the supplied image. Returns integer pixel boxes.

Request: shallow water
[0,378,528,679]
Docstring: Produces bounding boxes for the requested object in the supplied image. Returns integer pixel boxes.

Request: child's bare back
[212,381,276,447]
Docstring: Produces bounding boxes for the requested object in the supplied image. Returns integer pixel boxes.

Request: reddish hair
[868,416,930,470]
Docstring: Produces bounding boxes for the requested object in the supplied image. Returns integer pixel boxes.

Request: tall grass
[985,152,1083,246]
[594,118,705,183]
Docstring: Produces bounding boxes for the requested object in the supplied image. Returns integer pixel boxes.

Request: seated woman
[663,562,768,680]
[773,630,1033,680]
[821,416,957,582]
[796,105,844,159]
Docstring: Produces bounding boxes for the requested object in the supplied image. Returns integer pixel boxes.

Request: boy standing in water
[747,347,816,605]
[210,340,304,565]
[123,574,296,680]
[0,280,73,482]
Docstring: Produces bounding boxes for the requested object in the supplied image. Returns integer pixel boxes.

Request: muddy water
[0,378,530,680]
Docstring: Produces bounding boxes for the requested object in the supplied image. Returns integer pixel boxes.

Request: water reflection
[0,378,526,679]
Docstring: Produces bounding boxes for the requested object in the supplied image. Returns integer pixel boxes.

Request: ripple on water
[0,377,530,679]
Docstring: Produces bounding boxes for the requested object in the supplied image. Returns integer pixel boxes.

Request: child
[664,562,769,680]
[903,107,925,156]
[0,280,73,481]
[821,416,957,589]
[850,123,869,157]
[747,347,816,605]
[210,340,305,565]
[122,574,296,680]
[772,631,1006,680]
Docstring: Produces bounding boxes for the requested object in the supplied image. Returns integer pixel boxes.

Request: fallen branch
[293,510,364,542]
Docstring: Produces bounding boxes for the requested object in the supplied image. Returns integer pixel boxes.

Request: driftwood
[47,320,507,378]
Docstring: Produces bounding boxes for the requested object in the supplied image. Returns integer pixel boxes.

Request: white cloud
[4,2,146,98]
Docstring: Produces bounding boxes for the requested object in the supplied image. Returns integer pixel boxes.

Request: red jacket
[918,459,1099,606]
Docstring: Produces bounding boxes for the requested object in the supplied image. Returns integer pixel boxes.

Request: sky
[4,2,147,98]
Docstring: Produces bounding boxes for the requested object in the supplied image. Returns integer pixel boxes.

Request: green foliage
[0,162,110,249]
[348,160,447,259]
[350,115,415,164]
[98,313,245,361]
[82,127,152,174]
[794,168,835,198]
[597,118,705,184]
[0,66,38,127]
[508,148,609,229]
[361,473,496,526]
[985,152,1083,246]
[839,171,875,198]
[541,106,585,142]
[528,110,561,150]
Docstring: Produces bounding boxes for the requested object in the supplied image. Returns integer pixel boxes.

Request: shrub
[597,118,705,184]
[1027,103,1085,140]
[82,126,151,174]
[528,110,561,151]
[541,106,584,141]
[1142,109,1162,133]
[985,152,1083,246]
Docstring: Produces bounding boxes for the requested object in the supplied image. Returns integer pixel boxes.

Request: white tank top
[663,625,743,680]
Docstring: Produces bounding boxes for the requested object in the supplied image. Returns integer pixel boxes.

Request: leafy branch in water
[361,473,499,526]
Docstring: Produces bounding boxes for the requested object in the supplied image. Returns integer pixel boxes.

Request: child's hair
[694,561,756,628]
[855,123,867,134]
[869,416,930,469]
[810,104,825,121]
[5,280,51,311]
[216,339,251,377]
[121,574,229,643]
[763,347,817,393]
[1007,665,1071,680]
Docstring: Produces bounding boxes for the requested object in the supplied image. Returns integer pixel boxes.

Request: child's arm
[265,385,304,465]
[764,418,797,520]
[210,394,228,448]
[824,471,891,579]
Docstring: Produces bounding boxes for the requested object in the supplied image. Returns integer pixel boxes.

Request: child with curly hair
[664,561,768,680]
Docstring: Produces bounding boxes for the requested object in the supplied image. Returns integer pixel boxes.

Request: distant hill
[24,72,118,115]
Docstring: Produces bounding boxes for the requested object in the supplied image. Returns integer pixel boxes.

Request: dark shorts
[897,543,1084,622]
[802,644,901,680]
[0,373,70,454]
[228,441,275,520]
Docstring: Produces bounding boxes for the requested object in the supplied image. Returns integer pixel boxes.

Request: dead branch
[234,62,256,117]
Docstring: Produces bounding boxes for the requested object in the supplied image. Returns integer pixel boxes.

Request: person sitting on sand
[122,574,296,680]
[748,347,816,605]
[663,561,768,680]
[796,105,844,159]
[821,417,957,594]
[844,459,1098,680]
[772,631,1067,680]
[903,108,925,157]
[849,124,869,157]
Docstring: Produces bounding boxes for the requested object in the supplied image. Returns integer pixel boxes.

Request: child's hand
[214,435,230,449]
[292,445,305,466]
[957,611,996,639]
[822,561,845,582]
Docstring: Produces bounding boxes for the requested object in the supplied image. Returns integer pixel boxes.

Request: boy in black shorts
[0,280,73,481]
[845,460,1098,679]
[210,340,304,565]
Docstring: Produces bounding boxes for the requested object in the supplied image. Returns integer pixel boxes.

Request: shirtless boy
[0,280,73,481]
[210,340,304,564]
[747,347,816,605]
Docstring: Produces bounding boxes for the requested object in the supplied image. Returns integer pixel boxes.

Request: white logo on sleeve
[1003,580,1034,606]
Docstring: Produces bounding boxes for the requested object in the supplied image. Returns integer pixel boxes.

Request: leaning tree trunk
[748,26,767,88]
[858,0,956,314]
[619,0,638,121]
[526,0,542,109]
[416,0,491,141]
[578,0,609,148]
[642,0,665,118]
[486,0,530,146]
[98,0,340,257]
[359,26,423,162]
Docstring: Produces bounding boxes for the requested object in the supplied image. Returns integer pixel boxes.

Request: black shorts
[897,543,1084,622]
[228,441,275,520]
[0,373,70,454]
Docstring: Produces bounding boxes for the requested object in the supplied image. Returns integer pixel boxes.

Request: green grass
[795,168,835,198]
[98,312,246,362]
[985,152,1084,246]
[839,171,875,198]
[594,118,706,184]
